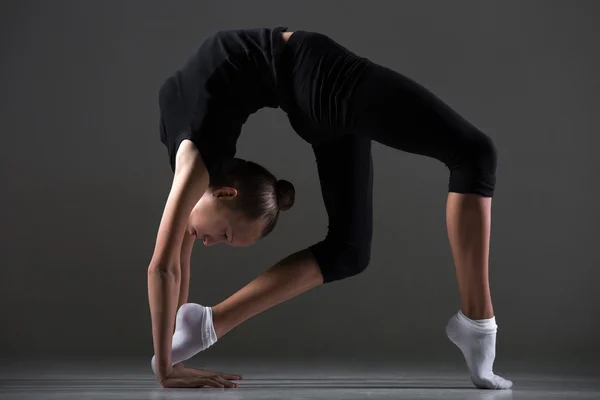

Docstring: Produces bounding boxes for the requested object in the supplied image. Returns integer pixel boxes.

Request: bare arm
[177,231,195,310]
[148,140,209,383]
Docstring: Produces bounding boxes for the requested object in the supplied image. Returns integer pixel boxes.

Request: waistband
[276,30,317,114]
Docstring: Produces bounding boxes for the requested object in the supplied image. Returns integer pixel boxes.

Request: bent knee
[310,239,372,283]
[471,132,497,172]
[450,130,497,171]
[447,130,498,197]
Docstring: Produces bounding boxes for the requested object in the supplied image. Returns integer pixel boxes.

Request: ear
[212,186,238,199]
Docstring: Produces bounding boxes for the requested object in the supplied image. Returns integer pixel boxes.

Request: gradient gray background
[1,0,598,368]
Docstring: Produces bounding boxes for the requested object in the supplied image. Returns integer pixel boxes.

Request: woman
[149,27,512,390]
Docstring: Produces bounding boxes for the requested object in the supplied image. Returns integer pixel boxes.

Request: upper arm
[177,227,195,307]
[179,224,195,281]
[180,226,196,266]
[150,139,209,270]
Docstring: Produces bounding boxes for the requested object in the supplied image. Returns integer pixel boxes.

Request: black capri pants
[282,31,498,284]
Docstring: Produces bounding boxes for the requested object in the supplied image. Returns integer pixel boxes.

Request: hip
[279,30,373,134]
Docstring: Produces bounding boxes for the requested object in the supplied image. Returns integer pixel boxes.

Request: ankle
[210,305,228,339]
[461,306,494,320]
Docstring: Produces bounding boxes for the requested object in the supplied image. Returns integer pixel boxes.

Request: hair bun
[275,179,295,211]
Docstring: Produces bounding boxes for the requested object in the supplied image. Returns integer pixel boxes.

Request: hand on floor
[174,362,242,381]
[160,365,240,388]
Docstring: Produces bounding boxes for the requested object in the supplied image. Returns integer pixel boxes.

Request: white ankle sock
[446,310,513,389]
[151,303,217,375]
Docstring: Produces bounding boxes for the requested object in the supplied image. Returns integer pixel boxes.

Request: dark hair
[209,158,295,237]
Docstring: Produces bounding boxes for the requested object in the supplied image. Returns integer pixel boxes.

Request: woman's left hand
[173,363,243,381]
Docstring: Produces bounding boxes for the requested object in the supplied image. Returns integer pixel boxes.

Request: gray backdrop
[1,0,598,366]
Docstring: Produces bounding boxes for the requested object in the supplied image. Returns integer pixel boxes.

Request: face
[187,187,267,247]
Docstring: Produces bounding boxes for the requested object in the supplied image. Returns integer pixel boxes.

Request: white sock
[445,310,513,389]
[151,303,217,375]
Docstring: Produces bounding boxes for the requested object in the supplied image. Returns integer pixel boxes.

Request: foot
[151,303,217,375]
[446,310,513,389]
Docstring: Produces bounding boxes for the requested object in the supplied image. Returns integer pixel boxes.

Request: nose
[203,235,225,246]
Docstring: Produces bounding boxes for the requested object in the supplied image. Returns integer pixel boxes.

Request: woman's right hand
[160,366,238,388]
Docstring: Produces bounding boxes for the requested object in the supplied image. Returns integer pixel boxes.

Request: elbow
[148,263,180,278]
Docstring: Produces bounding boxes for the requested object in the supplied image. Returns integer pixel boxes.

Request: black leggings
[283,32,498,284]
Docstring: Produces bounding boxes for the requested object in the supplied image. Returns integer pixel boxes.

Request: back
[159,27,290,174]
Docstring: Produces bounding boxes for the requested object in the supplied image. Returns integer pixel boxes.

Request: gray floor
[1,358,598,399]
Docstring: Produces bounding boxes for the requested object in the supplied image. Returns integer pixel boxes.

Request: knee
[448,130,498,197]
[473,132,498,172]
[310,238,372,283]
[456,130,497,173]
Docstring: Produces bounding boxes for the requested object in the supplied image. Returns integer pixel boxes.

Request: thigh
[312,134,373,245]
[351,63,483,165]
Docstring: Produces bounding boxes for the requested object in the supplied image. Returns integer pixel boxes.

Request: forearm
[148,265,181,381]
[177,261,190,310]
